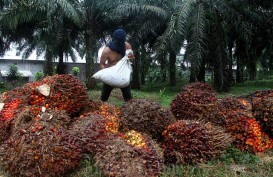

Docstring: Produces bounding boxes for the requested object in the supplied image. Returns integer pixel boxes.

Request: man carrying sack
[92,29,134,102]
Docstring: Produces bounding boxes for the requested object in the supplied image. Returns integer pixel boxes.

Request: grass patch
[69,156,102,177]
[218,79,273,98]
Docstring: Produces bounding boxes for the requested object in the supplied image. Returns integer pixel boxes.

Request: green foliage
[158,88,166,98]
[0,82,4,89]
[34,71,44,81]
[6,64,22,82]
[147,67,161,82]
[69,158,102,177]
[218,147,260,165]
[72,67,80,76]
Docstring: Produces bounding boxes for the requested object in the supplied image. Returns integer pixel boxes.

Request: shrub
[6,64,22,86]
[35,71,44,81]
[72,67,80,76]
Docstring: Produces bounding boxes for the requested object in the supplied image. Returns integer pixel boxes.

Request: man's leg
[120,84,132,102]
[101,83,114,102]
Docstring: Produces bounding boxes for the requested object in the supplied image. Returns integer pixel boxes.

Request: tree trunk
[236,56,244,83]
[248,58,257,80]
[44,49,54,76]
[56,48,66,74]
[197,60,206,82]
[228,42,234,83]
[169,51,176,86]
[85,30,97,89]
[131,50,141,89]
[140,47,146,85]
[160,55,167,82]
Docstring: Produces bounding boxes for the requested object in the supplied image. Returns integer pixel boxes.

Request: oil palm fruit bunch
[67,113,117,154]
[98,103,121,134]
[170,82,224,125]
[162,120,232,164]
[218,97,251,127]
[0,98,25,143]
[81,100,103,115]
[95,133,164,177]
[11,107,71,135]
[1,109,81,177]
[1,130,81,177]
[218,97,248,113]
[225,111,273,153]
[251,90,273,137]
[0,74,88,142]
[45,74,89,117]
[219,96,273,152]
[120,98,176,140]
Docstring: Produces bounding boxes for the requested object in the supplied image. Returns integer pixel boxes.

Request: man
[99,29,134,102]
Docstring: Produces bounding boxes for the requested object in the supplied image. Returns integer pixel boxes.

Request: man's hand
[128,53,135,60]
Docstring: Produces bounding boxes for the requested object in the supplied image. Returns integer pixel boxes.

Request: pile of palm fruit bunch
[97,102,164,176]
[0,75,89,176]
[170,82,225,125]
[120,98,176,140]
[162,120,232,164]
[0,74,164,177]
[251,90,273,138]
[219,97,273,153]
[68,103,164,176]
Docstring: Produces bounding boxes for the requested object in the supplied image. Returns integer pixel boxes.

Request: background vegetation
[0,0,272,92]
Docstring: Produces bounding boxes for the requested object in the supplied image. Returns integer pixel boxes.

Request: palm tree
[77,0,169,89]
[0,0,81,75]
[154,0,271,91]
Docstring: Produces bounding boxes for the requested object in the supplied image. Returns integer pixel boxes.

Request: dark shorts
[101,83,132,102]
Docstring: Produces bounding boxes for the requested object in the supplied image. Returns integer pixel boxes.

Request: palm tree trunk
[131,50,141,89]
[169,51,176,86]
[57,48,66,74]
[248,58,257,80]
[44,49,54,76]
[85,29,96,89]
[140,47,146,85]
[197,60,206,82]
[228,42,234,83]
[160,55,167,82]
[140,55,146,85]
[236,56,244,83]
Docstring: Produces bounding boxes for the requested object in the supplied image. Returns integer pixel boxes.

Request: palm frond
[55,0,81,25]
[155,0,193,53]
[0,5,40,30]
[211,13,229,91]
[67,48,77,62]
[114,4,168,22]
[185,2,206,82]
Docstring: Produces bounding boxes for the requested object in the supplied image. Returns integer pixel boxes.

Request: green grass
[218,79,273,98]
[89,80,273,107]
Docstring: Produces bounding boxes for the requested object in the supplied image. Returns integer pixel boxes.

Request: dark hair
[106,29,126,57]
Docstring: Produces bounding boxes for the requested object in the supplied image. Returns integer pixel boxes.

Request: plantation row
[0,75,273,177]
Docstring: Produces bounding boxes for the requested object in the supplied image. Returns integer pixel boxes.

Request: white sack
[92,49,133,88]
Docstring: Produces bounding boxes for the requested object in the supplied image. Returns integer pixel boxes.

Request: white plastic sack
[92,49,133,88]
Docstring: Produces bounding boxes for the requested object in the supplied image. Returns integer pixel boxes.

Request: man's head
[107,29,126,57]
[113,29,126,44]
